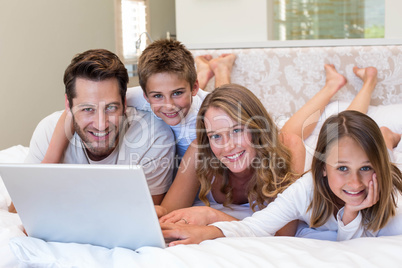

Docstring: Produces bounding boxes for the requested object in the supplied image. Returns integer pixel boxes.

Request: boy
[126,39,236,157]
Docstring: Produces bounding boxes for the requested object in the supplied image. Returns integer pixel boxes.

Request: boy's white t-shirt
[126,86,209,157]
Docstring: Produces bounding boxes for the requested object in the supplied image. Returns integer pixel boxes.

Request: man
[24,49,175,204]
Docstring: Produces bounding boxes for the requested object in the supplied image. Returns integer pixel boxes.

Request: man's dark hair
[64,49,129,108]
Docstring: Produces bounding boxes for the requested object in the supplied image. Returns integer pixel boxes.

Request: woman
[157,84,303,235]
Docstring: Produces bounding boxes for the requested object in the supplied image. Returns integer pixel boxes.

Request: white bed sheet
[7,235,402,268]
[2,104,402,268]
[0,145,28,268]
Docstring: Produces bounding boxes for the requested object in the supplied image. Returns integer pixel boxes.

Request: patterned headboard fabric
[191,45,402,121]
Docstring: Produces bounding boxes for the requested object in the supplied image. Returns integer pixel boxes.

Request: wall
[148,0,176,41]
[176,0,401,46]
[385,0,402,38]
[0,0,115,150]
[175,0,267,45]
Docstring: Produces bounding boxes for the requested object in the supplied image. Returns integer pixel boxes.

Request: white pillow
[367,103,402,135]
[0,145,29,164]
[0,145,29,208]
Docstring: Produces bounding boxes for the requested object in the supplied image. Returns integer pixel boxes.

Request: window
[115,0,147,67]
[273,0,385,40]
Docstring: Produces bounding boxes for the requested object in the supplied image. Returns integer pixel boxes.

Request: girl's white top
[212,172,402,241]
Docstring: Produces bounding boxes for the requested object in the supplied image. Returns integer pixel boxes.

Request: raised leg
[281,64,346,140]
[195,55,214,90]
[380,126,401,151]
[346,66,377,113]
[209,53,236,89]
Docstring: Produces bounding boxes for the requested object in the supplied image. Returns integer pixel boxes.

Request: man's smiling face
[69,77,125,161]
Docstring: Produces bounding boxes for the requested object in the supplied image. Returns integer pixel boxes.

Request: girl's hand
[342,173,379,225]
[161,223,224,246]
[159,207,217,226]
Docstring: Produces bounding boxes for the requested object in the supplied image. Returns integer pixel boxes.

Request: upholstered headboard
[191,45,402,120]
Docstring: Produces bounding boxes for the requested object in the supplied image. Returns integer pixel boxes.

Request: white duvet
[5,235,402,268]
[2,102,402,268]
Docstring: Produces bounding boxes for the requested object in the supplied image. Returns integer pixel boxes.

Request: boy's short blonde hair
[137,39,197,94]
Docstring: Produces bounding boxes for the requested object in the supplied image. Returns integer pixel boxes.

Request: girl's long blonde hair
[308,110,402,232]
[196,84,297,211]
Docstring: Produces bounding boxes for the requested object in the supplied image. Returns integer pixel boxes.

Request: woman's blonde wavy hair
[196,84,297,211]
[308,110,402,232]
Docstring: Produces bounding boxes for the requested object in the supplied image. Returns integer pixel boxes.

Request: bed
[2,43,402,267]
[1,143,402,267]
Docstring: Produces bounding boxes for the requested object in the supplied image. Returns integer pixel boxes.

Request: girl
[162,110,402,245]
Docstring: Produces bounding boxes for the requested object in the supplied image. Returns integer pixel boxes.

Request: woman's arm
[159,206,238,225]
[162,224,224,246]
[157,141,201,216]
[151,194,165,206]
[158,141,242,224]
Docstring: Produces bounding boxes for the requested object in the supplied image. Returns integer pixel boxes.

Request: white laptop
[0,163,166,250]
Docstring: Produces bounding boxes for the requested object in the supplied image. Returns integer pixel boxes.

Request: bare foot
[195,55,214,90]
[209,54,236,75]
[346,66,378,113]
[353,66,378,93]
[209,54,236,88]
[380,126,401,150]
[324,64,347,95]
